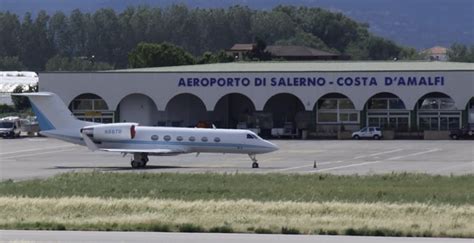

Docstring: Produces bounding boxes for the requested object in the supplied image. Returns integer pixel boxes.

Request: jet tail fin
[14,92,95,131]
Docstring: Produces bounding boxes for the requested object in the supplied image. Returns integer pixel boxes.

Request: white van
[0,116,21,138]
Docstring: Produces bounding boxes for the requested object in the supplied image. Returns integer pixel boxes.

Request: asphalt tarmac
[0,137,473,181]
[0,230,472,243]
[1,138,473,242]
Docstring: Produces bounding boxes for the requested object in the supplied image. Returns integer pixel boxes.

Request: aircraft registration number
[105,129,122,134]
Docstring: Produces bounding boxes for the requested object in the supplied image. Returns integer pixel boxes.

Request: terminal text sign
[178,76,445,87]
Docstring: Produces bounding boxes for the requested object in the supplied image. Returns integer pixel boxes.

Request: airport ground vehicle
[0,116,21,138]
[449,125,474,140]
[352,127,383,140]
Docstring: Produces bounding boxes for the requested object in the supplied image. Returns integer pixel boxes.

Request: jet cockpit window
[164,135,171,141]
[247,134,257,139]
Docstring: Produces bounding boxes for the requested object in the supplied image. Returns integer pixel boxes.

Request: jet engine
[80,123,138,141]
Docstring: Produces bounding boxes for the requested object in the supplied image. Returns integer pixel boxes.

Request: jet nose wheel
[248,154,259,168]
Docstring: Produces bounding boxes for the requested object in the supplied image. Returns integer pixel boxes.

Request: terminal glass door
[469,99,474,125]
[366,98,409,130]
[417,97,460,130]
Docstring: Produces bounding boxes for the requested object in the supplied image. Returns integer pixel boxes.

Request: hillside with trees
[0,5,453,71]
[4,0,473,49]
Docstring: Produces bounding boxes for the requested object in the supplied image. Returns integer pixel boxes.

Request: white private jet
[19,92,278,168]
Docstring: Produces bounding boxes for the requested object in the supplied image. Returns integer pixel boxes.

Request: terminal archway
[213,93,256,129]
[163,93,208,127]
[314,93,358,133]
[416,92,460,130]
[117,93,158,126]
[468,97,474,125]
[69,93,113,123]
[364,92,409,130]
[263,93,305,134]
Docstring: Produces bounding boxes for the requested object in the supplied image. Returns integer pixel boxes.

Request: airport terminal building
[39,61,474,138]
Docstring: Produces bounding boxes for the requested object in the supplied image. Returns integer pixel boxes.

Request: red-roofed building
[421,46,449,61]
[227,43,348,61]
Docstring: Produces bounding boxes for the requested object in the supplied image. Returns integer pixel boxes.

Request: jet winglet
[81,134,98,151]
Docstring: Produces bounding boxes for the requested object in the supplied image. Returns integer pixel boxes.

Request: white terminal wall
[39,70,473,112]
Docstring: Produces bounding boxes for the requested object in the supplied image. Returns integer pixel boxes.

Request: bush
[254,227,273,234]
[0,104,15,114]
[281,227,300,234]
[178,223,204,232]
[209,225,234,233]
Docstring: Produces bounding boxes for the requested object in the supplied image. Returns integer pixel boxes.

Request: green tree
[250,10,296,44]
[68,9,89,57]
[227,6,253,44]
[345,36,403,60]
[0,5,422,70]
[19,11,54,70]
[0,56,25,70]
[87,9,121,65]
[49,11,72,57]
[11,84,37,111]
[197,50,234,64]
[128,42,195,68]
[45,56,113,71]
[0,12,21,57]
[275,30,334,52]
[448,43,474,62]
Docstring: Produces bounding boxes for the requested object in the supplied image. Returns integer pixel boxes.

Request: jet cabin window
[201,137,208,142]
[164,135,171,141]
[214,137,221,143]
[176,136,183,141]
[189,136,195,142]
[247,134,257,139]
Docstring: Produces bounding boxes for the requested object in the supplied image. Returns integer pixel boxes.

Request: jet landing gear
[131,153,149,168]
[249,154,259,168]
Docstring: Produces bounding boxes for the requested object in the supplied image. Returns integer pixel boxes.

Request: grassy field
[0,197,472,237]
[0,172,473,237]
[0,172,473,204]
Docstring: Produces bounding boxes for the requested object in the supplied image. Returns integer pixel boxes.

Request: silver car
[352,127,383,140]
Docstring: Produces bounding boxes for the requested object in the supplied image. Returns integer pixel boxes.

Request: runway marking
[310,160,384,173]
[269,148,404,173]
[386,148,441,161]
[311,149,442,173]
[353,148,403,159]
[269,160,344,172]
[0,148,78,160]
[281,150,327,154]
[0,145,76,156]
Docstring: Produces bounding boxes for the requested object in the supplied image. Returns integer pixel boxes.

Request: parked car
[0,117,21,138]
[449,125,474,140]
[352,127,383,140]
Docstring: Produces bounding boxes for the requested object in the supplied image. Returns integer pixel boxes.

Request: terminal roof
[108,61,474,73]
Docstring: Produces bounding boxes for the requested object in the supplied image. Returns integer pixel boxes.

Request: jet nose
[267,141,279,152]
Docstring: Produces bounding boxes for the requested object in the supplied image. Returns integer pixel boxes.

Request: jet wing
[99,148,188,155]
